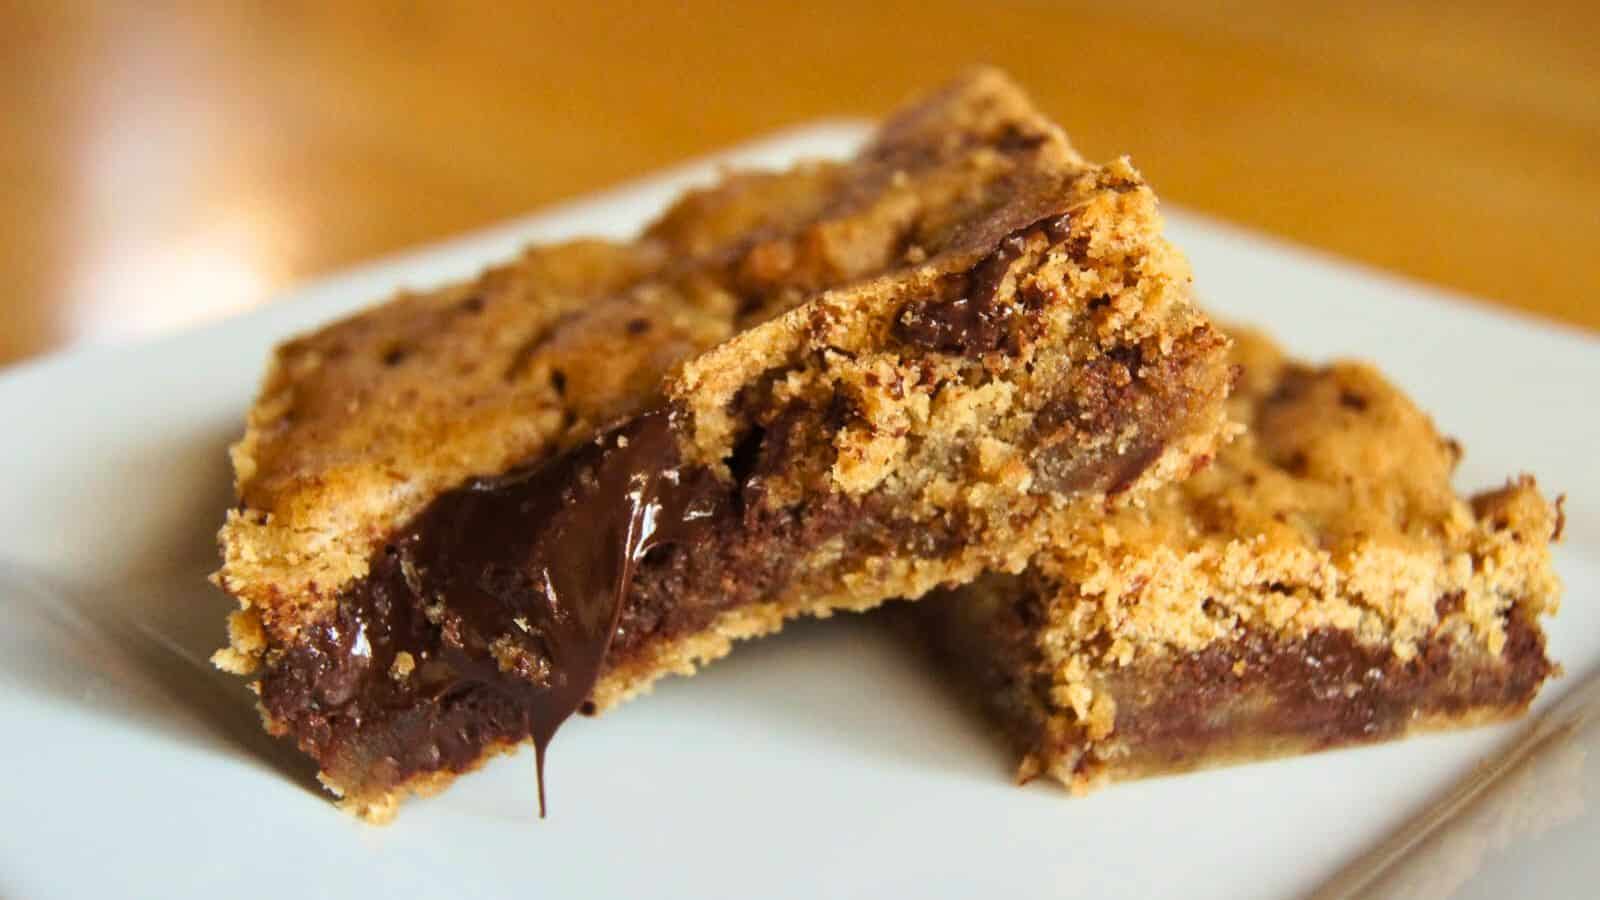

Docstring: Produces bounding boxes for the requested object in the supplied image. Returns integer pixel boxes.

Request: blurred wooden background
[4,1,1596,365]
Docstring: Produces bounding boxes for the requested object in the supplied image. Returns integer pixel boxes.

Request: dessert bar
[213,69,1232,820]
[916,329,1561,791]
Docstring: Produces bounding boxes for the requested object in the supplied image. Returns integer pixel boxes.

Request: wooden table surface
[5,2,1597,366]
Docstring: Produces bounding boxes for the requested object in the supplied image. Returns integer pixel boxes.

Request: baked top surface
[216,67,1220,659]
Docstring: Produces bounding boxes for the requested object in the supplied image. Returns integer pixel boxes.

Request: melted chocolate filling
[261,409,721,816]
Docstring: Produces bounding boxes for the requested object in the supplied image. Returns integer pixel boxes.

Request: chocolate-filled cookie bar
[212,69,1231,820]
[916,329,1561,792]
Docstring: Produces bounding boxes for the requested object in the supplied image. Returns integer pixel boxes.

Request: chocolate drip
[893,213,1073,356]
[264,408,721,817]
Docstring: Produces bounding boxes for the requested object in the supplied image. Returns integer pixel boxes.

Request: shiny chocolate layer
[260,409,720,817]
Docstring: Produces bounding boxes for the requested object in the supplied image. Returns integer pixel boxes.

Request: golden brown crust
[919,328,1562,791]
[213,68,1233,818]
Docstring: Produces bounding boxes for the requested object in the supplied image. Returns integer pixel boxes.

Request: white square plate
[2,125,1596,899]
